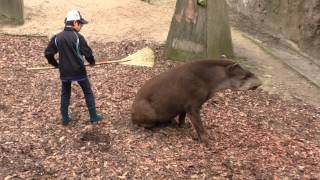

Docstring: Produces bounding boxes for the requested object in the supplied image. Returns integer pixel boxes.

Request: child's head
[64,10,88,31]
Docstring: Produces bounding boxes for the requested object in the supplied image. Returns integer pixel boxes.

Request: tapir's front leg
[188,108,208,144]
[178,112,186,127]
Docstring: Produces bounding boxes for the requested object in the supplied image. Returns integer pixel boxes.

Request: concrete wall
[227,0,320,60]
[0,0,24,24]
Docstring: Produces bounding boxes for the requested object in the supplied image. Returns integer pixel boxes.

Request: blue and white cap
[65,10,88,24]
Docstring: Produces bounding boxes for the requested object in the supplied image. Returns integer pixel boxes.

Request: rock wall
[227,0,320,60]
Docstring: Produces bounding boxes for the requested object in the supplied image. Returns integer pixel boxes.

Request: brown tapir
[131,59,262,143]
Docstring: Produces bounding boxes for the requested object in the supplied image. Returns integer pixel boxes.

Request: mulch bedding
[0,34,320,179]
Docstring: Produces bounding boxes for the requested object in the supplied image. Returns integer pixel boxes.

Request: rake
[27,47,155,71]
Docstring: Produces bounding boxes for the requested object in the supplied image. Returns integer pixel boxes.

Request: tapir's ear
[226,63,241,76]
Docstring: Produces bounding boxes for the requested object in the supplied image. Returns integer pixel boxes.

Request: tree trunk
[166,0,233,61]
[0,0,24,24]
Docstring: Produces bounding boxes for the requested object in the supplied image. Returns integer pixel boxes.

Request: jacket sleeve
[44,36,59,68]
[78,34,96,65]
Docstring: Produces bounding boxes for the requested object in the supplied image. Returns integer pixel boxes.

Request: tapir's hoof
[199,135,210,145]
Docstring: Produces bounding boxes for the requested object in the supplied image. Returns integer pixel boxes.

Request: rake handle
[26,59,131,71]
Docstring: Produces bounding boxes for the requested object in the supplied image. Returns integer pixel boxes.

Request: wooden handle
[26,59,131,71]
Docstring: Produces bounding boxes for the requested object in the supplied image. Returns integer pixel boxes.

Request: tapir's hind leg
[131,100,160,128]
[131,100,177,129]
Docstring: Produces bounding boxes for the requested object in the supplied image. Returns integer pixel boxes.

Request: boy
[44,10,103,125]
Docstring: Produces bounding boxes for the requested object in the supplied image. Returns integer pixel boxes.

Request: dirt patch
[232,28,320,106]
[0,0,175,43]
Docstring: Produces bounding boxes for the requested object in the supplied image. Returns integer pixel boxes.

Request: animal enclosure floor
[0,35,320,179]
[1,0,320,178]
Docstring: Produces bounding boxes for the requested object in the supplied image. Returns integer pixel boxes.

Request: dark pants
[60,78,96,120]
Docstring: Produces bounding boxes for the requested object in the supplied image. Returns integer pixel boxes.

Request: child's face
[73,21,83,32]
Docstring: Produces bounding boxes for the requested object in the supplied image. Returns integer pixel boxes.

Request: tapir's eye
[242,73,253,80]
[241,76,247,80]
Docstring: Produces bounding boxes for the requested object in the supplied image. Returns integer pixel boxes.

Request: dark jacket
[44,27,95,81]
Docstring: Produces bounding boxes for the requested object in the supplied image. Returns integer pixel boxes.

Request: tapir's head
[223,63,262,91]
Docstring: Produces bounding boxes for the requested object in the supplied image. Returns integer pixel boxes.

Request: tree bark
[0,0,24,24]
[166,0,233,61]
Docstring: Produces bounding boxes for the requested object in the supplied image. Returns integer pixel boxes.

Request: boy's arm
[78,34,96,65]
[44,36,59,68]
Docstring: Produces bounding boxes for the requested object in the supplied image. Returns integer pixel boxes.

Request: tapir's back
[135,59,235,99]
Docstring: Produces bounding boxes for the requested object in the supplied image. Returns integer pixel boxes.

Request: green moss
[166,48,206,61]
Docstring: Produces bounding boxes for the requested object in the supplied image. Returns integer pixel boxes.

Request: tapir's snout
[237,76,262,91]
[248,77,262,90]
[250,85,259,90]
